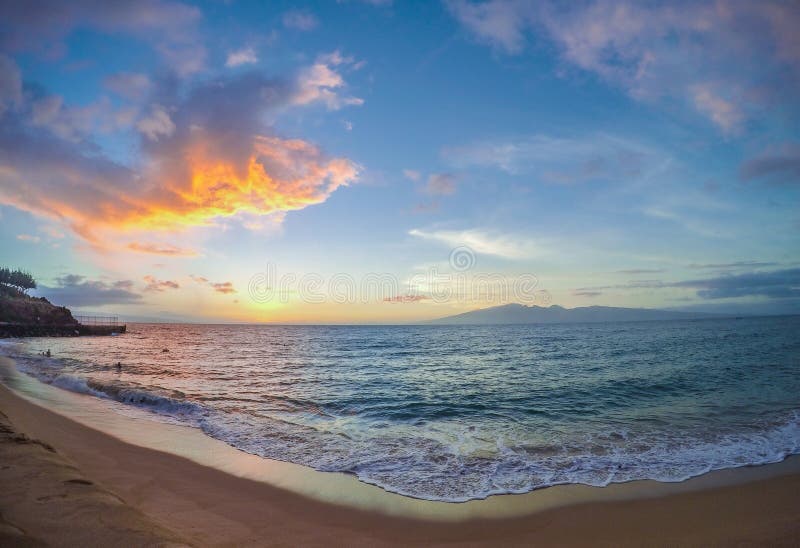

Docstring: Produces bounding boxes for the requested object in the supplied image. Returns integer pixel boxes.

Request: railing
[74,315,120,326]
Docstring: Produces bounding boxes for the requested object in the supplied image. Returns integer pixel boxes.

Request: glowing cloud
[0,59,361,252]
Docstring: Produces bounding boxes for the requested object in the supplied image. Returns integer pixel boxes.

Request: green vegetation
[0,267,36,295]
[0,268,77,329]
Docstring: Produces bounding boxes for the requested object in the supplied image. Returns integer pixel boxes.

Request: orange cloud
[0,60,361,253]
[383,294,429,303]
[128,242,197,256]
[211,281,236,294]
[0,132,358,250]
[190,275,236,294]
[143,275,180,292]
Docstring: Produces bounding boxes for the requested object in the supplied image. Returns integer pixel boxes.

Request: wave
[13,355,207,426]
[6,344,800,502]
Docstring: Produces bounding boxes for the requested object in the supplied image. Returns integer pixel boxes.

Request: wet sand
[1,356,799,546]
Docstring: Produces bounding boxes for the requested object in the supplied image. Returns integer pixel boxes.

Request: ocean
[3,316,800,502]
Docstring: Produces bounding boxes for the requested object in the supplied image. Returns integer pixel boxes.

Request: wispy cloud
[143,275,180,292]
[573,290,601,298]
[103,72,151,100]
[424,173,457,195]
[292,51,364,110]
[384,294,429,303]
[688,261,779,270]
[615,268,666,274]
[576,267,800,301]
[127,243,197,256]
[402,169,421,182]
[282,10,319,31]
[190,275,236,294]
[445,0,800,134]
[740,144,800,184]
[16,234,41,243]
[409,228,542,259]
[225,47,258,68]
[443,133,659,183]
[211,281,236,294]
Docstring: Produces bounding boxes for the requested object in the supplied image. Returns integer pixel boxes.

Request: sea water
[3,316,799,502]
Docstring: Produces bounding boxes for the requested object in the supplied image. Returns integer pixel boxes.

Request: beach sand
[1,362,800,546]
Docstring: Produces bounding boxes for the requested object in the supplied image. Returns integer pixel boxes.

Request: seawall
[0,324,126,338]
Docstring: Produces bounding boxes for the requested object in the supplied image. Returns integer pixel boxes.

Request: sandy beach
[0,357,798,547]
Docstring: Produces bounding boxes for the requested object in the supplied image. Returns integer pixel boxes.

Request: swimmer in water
[45,349,51,357]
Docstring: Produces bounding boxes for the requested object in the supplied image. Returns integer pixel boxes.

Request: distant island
[428,303,723,325]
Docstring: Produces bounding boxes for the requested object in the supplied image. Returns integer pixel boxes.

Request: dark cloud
[37,274,142,306]
[576,268,800,301]
[674,268,800,299]
[573,291,602,298]
[688,261,779,269]
[740,145,800,184]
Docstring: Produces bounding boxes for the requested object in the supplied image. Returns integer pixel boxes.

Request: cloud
[0,1,205,75]
[690,84,745,135]
[0,63,360,249]
[445,0,800,134]
[674,268,800,300]
[226,47,258,68]
[615,268,666,274]
[0,54,22,115]
[282,10,319,31]
[211,281,236,294]
[577,268,800,301]
[688,261,779,270]
[292,51,364,110]
[16,234,41,243]
[127,242,197,256]
[143,275,180,292]
[103,72,152,100]
[445,0,528,53]
[27,93,133,142]
[573,290,601,298]
[443,133,657,182]
[403,169,421,181]
[136,104,175,141]
[383,294,429,303]
[424,173,457,195]
[409,228,541,259]
[38,274,142,306]
[740,144,800,184]
[190,275,236,294]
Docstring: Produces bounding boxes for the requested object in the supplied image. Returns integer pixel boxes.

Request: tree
[0,267,36,294]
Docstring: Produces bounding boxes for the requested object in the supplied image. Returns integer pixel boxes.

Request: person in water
[45,349,51,357]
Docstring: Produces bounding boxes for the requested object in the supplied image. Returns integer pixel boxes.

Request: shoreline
[1,356,800,545]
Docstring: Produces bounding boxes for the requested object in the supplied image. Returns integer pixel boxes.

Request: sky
[0,0,799,323]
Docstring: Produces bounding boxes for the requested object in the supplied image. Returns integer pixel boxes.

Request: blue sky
[0,0,798,322]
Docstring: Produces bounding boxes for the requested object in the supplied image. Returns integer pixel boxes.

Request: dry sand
[1,371,799,546]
